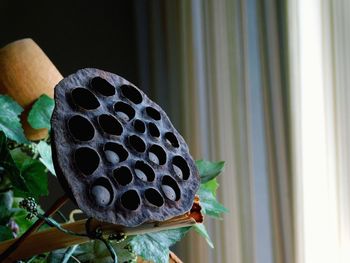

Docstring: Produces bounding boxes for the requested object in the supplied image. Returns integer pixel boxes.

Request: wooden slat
[0,214,198,262]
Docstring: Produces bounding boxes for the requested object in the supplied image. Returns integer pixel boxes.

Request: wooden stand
[0,213,198,261]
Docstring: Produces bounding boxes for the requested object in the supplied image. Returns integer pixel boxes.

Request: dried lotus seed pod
[51,68,200,227]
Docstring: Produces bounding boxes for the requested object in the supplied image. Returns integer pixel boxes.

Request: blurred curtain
[288,0,350,263]
[134,0,293,263]
[134,0,350,262]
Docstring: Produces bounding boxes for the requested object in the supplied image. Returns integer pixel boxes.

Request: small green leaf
[0,132,28,192]
[130,227,191,263]
[201,177,219,196]
[198,178,228,219]
[37,141,56,175]
[28,94,54,130]
[10,148,31,166]
[0,225,13,241]
[193,224,214,248]
[0,95,28,143]
[72,238,136,263]
[10,147,49,197]
[14,159,48,199]
[196,160,225,183]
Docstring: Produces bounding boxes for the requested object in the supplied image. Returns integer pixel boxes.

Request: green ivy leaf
[37,141,56,175]
[0,132,28,192]
[130,227,191,263]
[10,148,31,166]
[9,147,48,199]
[72,238,136,263]
[201,177,219,196]
[13,159,48,199]
[0,95,28,143]
[196,159,225,183]
[196,160,228,219]
[198,178,228,219]
[28,94,54,130]
[193,223,214,248]
[0,225,13,241]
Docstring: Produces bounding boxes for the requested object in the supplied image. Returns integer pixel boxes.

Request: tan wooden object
[0,38,63,140]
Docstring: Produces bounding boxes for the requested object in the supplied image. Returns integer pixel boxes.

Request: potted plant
[0,39,227,263]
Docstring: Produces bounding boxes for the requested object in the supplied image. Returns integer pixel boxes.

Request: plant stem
[0,194,68,262]
[56,210,68,222]
[62,244,78,263]
[26,255,37,263]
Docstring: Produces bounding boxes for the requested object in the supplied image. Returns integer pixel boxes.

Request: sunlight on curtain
[288,0,350,263]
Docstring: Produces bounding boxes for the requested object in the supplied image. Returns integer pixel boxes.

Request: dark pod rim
[67,115,95,141]
[74,147,100,176]
[90,76,116,96]
[103,142,129,164]
[161,175,181,201]
[134,160,155,182]
[120,85,143,104]
[120,189,141,211]
[98,114,123,136]
[144,188,164,207]
[71,87,101,110]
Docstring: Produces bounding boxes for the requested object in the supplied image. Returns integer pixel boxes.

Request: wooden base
[0,213,198,262]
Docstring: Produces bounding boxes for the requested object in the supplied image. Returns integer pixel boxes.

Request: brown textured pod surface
[51,68,200,227]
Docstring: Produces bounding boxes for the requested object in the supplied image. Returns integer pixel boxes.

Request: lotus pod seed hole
[172,156,190,180]
[68,115,95,141]
[71,87,100,110]
[133,119,146,133]
[129,135,146,153]
[148,122,160,138]
[148,145,166,165]
[98,114,123,136]
[74,147,100,175]
[120,85,143,104]
[113,166,133,186]
[90,77,115,96]
[121,190,141,210]
[91,177,114,206]
[161,176,181,201]
[134,161,155,182]
[145,107,161,121]
[145,188,164,207]
[114,101,135,121]
[104,142,128,164]
[165,132,179,148]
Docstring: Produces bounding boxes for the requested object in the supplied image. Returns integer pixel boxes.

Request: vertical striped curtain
[288,0,350,263]
[134,0,350,262]
[134,0,293,262]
